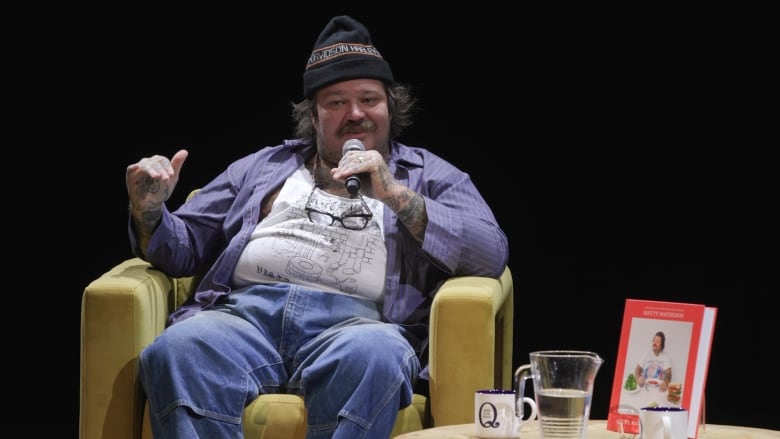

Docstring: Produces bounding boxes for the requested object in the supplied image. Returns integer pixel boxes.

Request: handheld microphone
[342,139,365,196]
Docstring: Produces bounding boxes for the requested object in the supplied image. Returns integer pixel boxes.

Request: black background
[56,7,777,437]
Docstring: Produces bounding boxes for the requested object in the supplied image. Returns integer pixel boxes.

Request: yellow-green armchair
[80,256,513,438]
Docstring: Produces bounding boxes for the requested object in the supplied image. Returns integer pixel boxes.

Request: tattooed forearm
[130,179,166,230]
[129,177,168,255]
[138,206,163,231]
[395,191,427,243]
[128,203,162,256]
[377,168,427,242]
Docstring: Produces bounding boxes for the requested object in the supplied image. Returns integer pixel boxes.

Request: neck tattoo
[310,154,332,190]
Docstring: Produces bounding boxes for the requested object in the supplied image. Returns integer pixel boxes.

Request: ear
[310,106,319,128]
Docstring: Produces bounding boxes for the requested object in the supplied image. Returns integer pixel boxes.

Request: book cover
[606,299,717,439]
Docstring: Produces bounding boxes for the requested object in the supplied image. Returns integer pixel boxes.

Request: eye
[325,99,346,109]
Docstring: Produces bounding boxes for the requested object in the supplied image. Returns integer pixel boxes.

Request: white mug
[475,389,538,438]
[639,406,688,439]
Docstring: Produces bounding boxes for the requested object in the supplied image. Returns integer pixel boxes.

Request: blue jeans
[138,283,421,438]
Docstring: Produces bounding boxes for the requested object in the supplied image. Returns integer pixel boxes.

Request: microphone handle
[345,175,361,196]
[342,139,365,196]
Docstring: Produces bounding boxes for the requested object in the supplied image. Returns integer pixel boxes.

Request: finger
[339,155,366,177]
[126,158,163,180]
[146,159,171,179]
[339,150,358,167]
[139,154,177,179]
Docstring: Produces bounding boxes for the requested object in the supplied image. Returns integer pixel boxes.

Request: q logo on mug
[478,401,502,428]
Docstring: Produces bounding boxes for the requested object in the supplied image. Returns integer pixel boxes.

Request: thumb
[171,149,189,175]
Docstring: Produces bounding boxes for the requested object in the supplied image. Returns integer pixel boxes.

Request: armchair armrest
[427,266,514,426]
[79,258,179,439]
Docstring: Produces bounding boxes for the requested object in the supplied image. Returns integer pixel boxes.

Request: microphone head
[342,139,365,154]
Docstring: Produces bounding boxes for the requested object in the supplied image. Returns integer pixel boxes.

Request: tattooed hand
[125,149,189,251]
[332,149,428,243]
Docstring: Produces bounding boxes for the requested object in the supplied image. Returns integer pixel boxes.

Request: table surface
[394,419,779,439]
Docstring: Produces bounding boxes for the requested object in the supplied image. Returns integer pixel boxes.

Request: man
[634,331,672,392]
[126,15,508,438]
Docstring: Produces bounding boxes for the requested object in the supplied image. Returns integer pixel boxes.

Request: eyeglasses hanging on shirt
[304,185,374,231]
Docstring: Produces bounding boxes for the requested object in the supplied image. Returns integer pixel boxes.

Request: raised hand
[126,149,189,250]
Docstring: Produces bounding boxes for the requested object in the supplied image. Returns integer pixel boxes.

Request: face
[651,335,663,354]
[312,78,391,164]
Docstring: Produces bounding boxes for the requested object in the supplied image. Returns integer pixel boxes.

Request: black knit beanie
[303,15,394,98]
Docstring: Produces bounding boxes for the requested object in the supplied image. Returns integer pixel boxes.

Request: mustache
[339,119,375,135]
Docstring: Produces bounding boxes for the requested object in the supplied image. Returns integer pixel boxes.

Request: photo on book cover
[618,318,692,411]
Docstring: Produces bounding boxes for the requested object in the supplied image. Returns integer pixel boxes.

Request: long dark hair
[291,83,417,142]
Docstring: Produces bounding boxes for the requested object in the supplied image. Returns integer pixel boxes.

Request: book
[606,299,717,439]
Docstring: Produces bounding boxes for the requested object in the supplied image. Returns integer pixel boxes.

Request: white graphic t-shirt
[638,351,672,383]
[232,165,387,302]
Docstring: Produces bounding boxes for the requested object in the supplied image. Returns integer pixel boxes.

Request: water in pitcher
[536,388,590,439]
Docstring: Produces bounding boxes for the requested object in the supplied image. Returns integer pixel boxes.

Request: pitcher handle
[514,364,533,420]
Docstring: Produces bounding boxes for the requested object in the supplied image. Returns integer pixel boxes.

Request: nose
[346,101,366,119]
